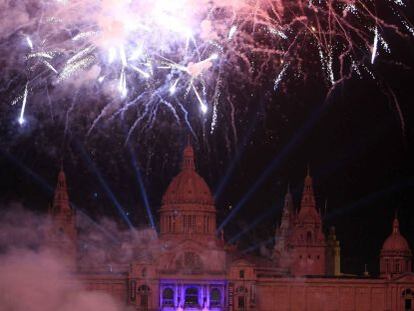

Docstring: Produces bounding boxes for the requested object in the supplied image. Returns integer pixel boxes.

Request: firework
[0,0,412,139]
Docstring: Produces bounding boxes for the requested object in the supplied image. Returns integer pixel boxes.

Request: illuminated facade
[50,144,414,310]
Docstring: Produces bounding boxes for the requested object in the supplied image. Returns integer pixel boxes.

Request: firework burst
[0,0,412,142]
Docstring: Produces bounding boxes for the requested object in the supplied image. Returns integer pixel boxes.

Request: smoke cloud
[0,203,141,311]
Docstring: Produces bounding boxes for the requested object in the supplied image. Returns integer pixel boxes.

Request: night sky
[1,7,414,277]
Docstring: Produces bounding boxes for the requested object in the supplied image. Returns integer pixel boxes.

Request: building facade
[49,144,414,311]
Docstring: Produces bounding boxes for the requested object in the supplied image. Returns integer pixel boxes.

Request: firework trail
[0,0,412,141]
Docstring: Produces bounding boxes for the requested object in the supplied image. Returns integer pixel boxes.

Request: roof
[161,144,214,207]
[381,218,411,256]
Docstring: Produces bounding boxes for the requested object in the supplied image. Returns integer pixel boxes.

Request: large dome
[381,218,411,256]
[162,144,214,207]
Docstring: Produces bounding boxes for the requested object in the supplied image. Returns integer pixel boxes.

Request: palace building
[48,143,414,311]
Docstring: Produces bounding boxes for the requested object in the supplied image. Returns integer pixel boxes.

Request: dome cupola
[162,144,214,206]
[380,216,412,278]
[160,142,216,239]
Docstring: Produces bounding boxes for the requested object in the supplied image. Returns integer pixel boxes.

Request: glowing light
[120,46,127,67]
[274,63,289,91]
[128,45,143,61]
[169,79,179,95]
[130,65,150,78]
[108,47,117,64]
[192,84,208,114]
[25,36,33,50]
[27,52,53,60]
[118,69,128,98]
[228,25,237,39]
[269,28,288,39]
[371,27,379,64]
[18,83,29,125]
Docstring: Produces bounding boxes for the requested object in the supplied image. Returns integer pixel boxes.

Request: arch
[185,287,199,307]
[402,289,414,311]
[162,287,174,307]
[236,286,247,310]
[237,295,246,310]
[183,252,203,272]
[402,288,414,298]
[239,270,245,279]
[138,284,150,292]
[210,288,221,307]
[138,285,150,309]
[307,231,312,243]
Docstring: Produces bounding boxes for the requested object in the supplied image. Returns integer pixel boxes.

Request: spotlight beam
[325,178,414,222]
[128,144,155,229]
[75,142,134,229]
[241,236,275,255]
[0,148,118,243]
[217,105,326,233]
[228,122,400,242]
[214,104,261,200]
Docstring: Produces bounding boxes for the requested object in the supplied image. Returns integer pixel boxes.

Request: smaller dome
[381,218,412,256]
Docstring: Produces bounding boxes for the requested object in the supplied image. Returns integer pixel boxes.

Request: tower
[48,168,77,271]
[288,170,326,276]
[380,216,412,278]
[326,226,341,276]
[274,185,295,269]
[160,142,217,242]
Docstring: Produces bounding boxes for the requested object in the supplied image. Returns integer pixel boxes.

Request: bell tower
[289,170,326,276]
[48,167,77,271]
[326,226,341,276]
[274,185,295,269]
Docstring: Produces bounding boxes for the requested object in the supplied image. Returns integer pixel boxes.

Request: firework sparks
[18,84,29,125]
[274,62,289,91]
[371,27,379,64]
[0,0,411,138]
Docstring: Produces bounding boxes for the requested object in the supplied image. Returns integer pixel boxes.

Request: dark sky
[1,6,414,276]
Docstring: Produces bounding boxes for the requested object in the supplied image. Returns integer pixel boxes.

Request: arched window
[210,288,221,307]
[238,296,245,310]
[185,287,199,307]
[138,285,150,309]
[162,288,174,306]
[141,267,147,278]
[307,231,312,243]
[402,288,414,311]
[239,270,245,279]
[129,280,137,301]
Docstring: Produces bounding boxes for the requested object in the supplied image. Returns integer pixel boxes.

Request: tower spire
[392,216,400,234]
[52,167,70,214]
[284,184,294,213]
[297,167,321,224]
[182,139,195,170]
[301,168,316,209]
[48,167,77,271]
